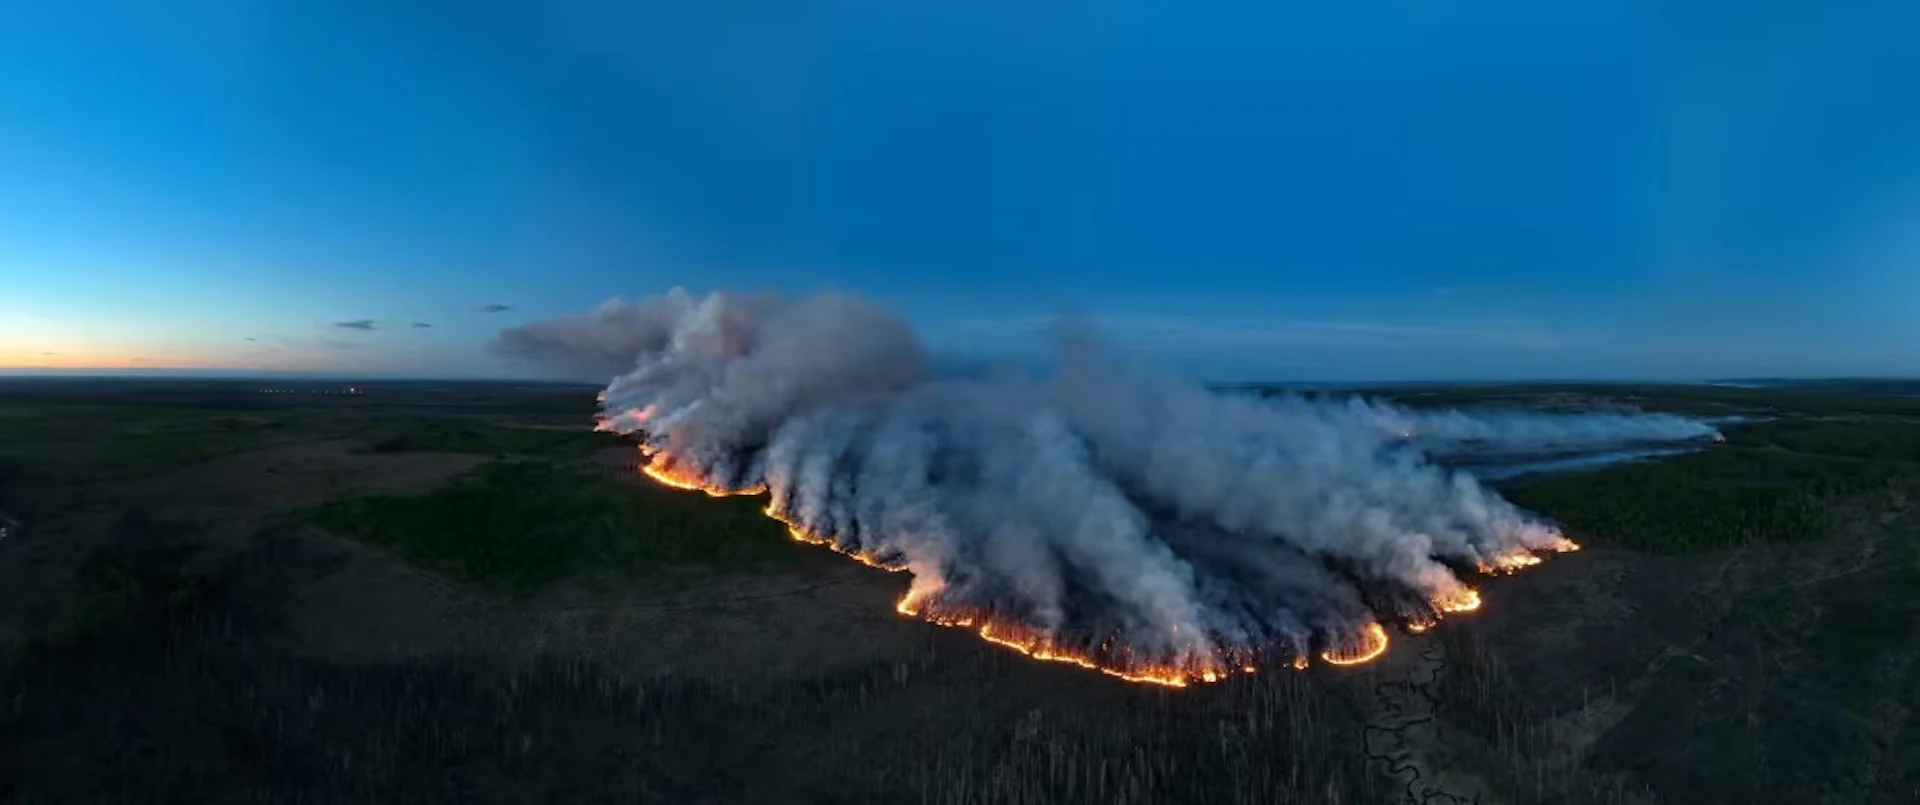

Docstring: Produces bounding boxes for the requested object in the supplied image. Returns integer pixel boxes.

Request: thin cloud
[411,321,433,328]
[478,303,511,313]
[244,337,258,342]
[334,320,377,331]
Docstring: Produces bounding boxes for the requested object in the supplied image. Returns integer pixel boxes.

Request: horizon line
[2,367,1914,387]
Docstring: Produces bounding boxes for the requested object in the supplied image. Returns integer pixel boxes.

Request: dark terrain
[1,377,1915,804]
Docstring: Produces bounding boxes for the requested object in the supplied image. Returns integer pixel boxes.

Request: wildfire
[1480,552,1542,573]
[1320,623,1391,666]
[641,462,716,493]
[624,448,1561,687]
[1436,587,1482,613]
[974,622,1204,688]
[640,457,767,498]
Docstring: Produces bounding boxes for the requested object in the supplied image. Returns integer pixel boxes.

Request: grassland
[0,403,282,478]
[300,460,805,591]
[3,377,1919,804]
[3,515,1381,805]
[351,417,626,458]
[1499,416,1918,553]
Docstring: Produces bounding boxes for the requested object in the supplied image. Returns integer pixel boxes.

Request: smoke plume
[499,290,1722,684]
[488,292,702,381]
[1309,396,1721,459]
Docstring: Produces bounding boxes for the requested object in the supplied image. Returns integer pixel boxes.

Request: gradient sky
[3,1,1917,380]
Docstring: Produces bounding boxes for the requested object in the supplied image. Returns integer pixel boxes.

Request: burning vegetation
[481,289,1713,686]
[638,446,1565,684]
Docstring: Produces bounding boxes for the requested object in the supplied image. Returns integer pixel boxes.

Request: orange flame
[641,461,767,498]
[971,621,1204,687]
[1436,587,1482,613]
[625,447,1565,686]
[1320,623,1390,666]
[1480,552,1542,573]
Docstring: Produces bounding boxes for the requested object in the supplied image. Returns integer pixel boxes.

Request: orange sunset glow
[0,346,204,371]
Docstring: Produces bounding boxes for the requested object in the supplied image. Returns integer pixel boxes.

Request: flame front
[1320,623,1390,666]
[624,450,1562,687]
[639,452,767,498]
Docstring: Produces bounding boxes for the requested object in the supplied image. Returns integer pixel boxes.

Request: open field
[1,377,1916,803]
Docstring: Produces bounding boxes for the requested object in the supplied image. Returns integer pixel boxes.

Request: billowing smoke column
[494,290,1722,686]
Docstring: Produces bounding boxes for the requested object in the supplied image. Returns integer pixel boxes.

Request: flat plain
[1,377,1915,804]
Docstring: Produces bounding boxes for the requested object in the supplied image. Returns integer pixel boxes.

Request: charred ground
[0,377,1915,804]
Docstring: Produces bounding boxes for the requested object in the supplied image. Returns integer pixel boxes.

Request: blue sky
[2,1,1916,380]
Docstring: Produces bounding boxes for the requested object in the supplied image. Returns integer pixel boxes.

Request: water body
[1446,415,1740,481]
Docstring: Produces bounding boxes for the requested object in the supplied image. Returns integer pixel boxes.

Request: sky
[2,0,1917,381]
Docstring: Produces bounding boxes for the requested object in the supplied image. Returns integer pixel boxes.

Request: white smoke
[1327,397,1720,457]
[495,290,1723,676]
[487,291,702,381]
